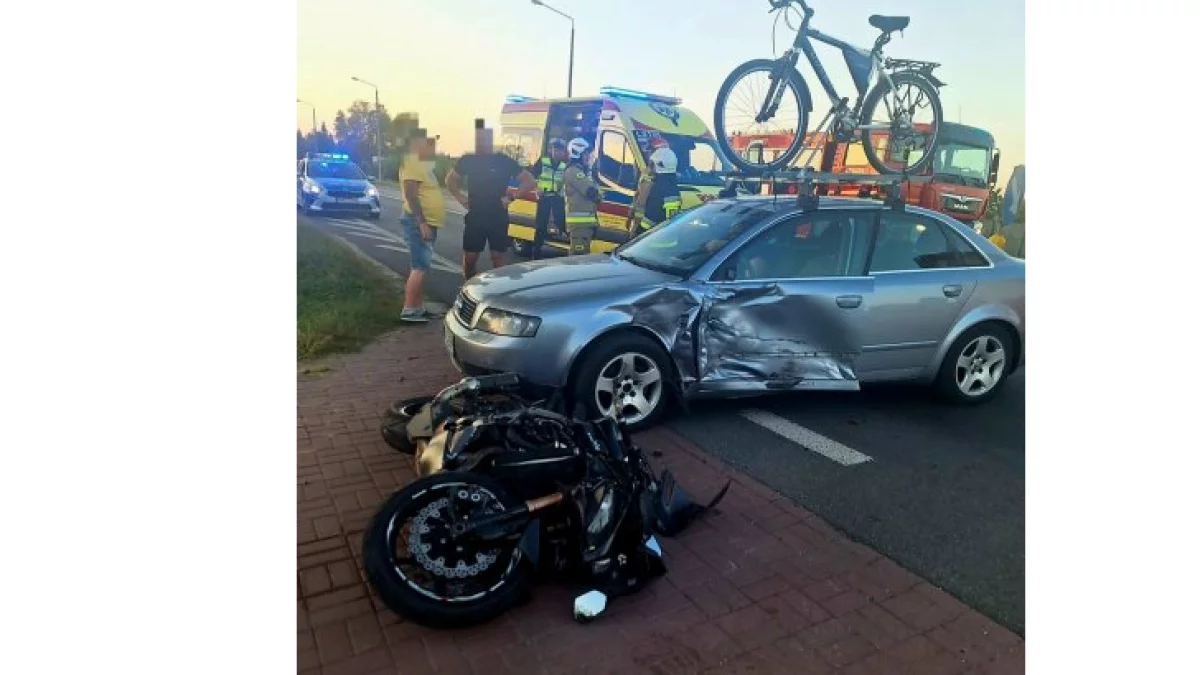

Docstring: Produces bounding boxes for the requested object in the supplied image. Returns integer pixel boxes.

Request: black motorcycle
[364,374,728,629]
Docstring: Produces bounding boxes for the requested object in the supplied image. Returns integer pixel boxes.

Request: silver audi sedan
[442,196,1025,431]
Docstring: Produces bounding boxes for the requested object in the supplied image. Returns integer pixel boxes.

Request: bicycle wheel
[714,59,810,173]
[859,71,944,175]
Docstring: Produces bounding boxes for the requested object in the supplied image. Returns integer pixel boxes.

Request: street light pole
[351,76,383,182]
[296,99,317,151]
[531,0,574,97]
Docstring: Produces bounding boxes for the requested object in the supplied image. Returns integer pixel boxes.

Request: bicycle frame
[779,7,896,130]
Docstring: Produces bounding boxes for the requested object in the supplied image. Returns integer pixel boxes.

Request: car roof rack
[721,169,933,212]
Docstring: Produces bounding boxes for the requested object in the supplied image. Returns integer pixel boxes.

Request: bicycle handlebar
[769,0,811,14]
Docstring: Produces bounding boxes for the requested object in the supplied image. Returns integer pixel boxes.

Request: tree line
[296,100,455,185]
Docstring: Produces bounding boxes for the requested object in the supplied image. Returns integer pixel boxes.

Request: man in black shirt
[445,120,537,279]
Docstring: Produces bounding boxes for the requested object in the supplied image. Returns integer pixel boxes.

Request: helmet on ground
[549,137,567,151]
[649,147,678,174]
[568,137,590,159]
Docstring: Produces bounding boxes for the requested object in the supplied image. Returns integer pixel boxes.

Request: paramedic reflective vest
[638,174,682,232]
[563,162,600,231]
[535,157,567,195]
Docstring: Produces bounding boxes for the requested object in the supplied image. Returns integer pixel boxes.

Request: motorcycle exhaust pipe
[454,491,564,543]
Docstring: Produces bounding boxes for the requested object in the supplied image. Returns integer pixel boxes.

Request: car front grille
[321,202,372,211]
[327,190,365,199]
[455,291,478,327]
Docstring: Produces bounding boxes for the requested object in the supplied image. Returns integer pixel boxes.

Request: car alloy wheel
[954,334,1007,397]
[594,352,663,426]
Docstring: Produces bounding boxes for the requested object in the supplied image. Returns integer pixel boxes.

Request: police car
[296,153,381,219]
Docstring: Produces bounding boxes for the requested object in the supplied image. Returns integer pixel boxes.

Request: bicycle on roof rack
[714,0,946,176]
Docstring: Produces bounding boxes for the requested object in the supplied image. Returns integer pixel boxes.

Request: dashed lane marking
[739,409,874,466]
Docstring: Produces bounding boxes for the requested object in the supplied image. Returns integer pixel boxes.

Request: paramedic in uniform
[562,137,602,256]
[629,139,682,235]
[529,138,568,259]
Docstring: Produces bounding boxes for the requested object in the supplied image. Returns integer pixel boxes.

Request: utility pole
[351,76,383,181]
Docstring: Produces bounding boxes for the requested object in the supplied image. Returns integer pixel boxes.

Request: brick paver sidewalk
[298,323,1024,674]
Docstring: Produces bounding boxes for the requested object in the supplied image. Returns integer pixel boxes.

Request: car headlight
[304,181,322,194]
[475,308,541,337]
[366,185,378,197]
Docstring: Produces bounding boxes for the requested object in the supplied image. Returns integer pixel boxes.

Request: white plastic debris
[573,590,608,624]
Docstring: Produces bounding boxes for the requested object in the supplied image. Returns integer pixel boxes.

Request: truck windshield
[308,161,366,180]
[659,135,731,187]
[613,202,772,277]
[931,143,990,189]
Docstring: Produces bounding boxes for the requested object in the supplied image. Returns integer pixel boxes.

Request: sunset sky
[297,0,1024,180]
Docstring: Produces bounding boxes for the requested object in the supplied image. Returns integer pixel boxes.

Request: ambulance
[498,86,733,256]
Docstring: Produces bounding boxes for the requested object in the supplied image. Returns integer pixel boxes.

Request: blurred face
[416,137,436,160]
[475,127,493,155]
[551,145,568,162]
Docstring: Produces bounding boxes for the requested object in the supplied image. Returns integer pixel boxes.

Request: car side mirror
[988,151,1001,186]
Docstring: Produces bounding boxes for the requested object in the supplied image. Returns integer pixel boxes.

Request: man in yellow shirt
[400,131,446,323]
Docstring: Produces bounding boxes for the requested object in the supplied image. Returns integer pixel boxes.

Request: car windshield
[931,143,990,189]
[308,161,366,179]
[613,201,773,277]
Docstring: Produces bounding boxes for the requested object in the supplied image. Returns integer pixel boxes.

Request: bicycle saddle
[869,15,910,34]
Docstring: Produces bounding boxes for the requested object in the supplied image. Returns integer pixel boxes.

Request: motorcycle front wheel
[362,472,534,629]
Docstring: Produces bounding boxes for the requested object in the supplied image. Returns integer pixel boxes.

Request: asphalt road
[298,194,1026,635]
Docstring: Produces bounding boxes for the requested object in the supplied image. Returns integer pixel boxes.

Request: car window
[307,161,365,180]
[714,211,870,282]
[597,130,637,190]
[941,223,991,268]
[614,201,774,277]
[868,212,970,272]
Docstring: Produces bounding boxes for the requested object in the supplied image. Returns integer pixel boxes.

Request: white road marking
[314,215,464,273]
[739,409,873,466]
[342,230,399,244]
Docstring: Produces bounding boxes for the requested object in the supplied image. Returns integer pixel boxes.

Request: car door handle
[943,284,963,298]
[836,295,862,309]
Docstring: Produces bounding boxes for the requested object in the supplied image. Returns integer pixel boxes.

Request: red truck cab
[726,122,1001,224]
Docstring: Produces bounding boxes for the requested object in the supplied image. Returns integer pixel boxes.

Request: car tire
[934,323,1015,405]
[570,332,673,432]
[368,212,381,220]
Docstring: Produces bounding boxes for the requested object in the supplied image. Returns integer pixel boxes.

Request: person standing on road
[399,131,445,323]
[445,119,537,279]
[628,140,682,236]
[562,137,603,256]
[529,138,569,259]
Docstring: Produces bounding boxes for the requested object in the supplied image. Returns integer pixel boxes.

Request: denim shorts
[400,214,436,271]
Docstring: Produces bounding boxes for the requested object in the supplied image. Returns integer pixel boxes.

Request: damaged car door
[696,210,875,394]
